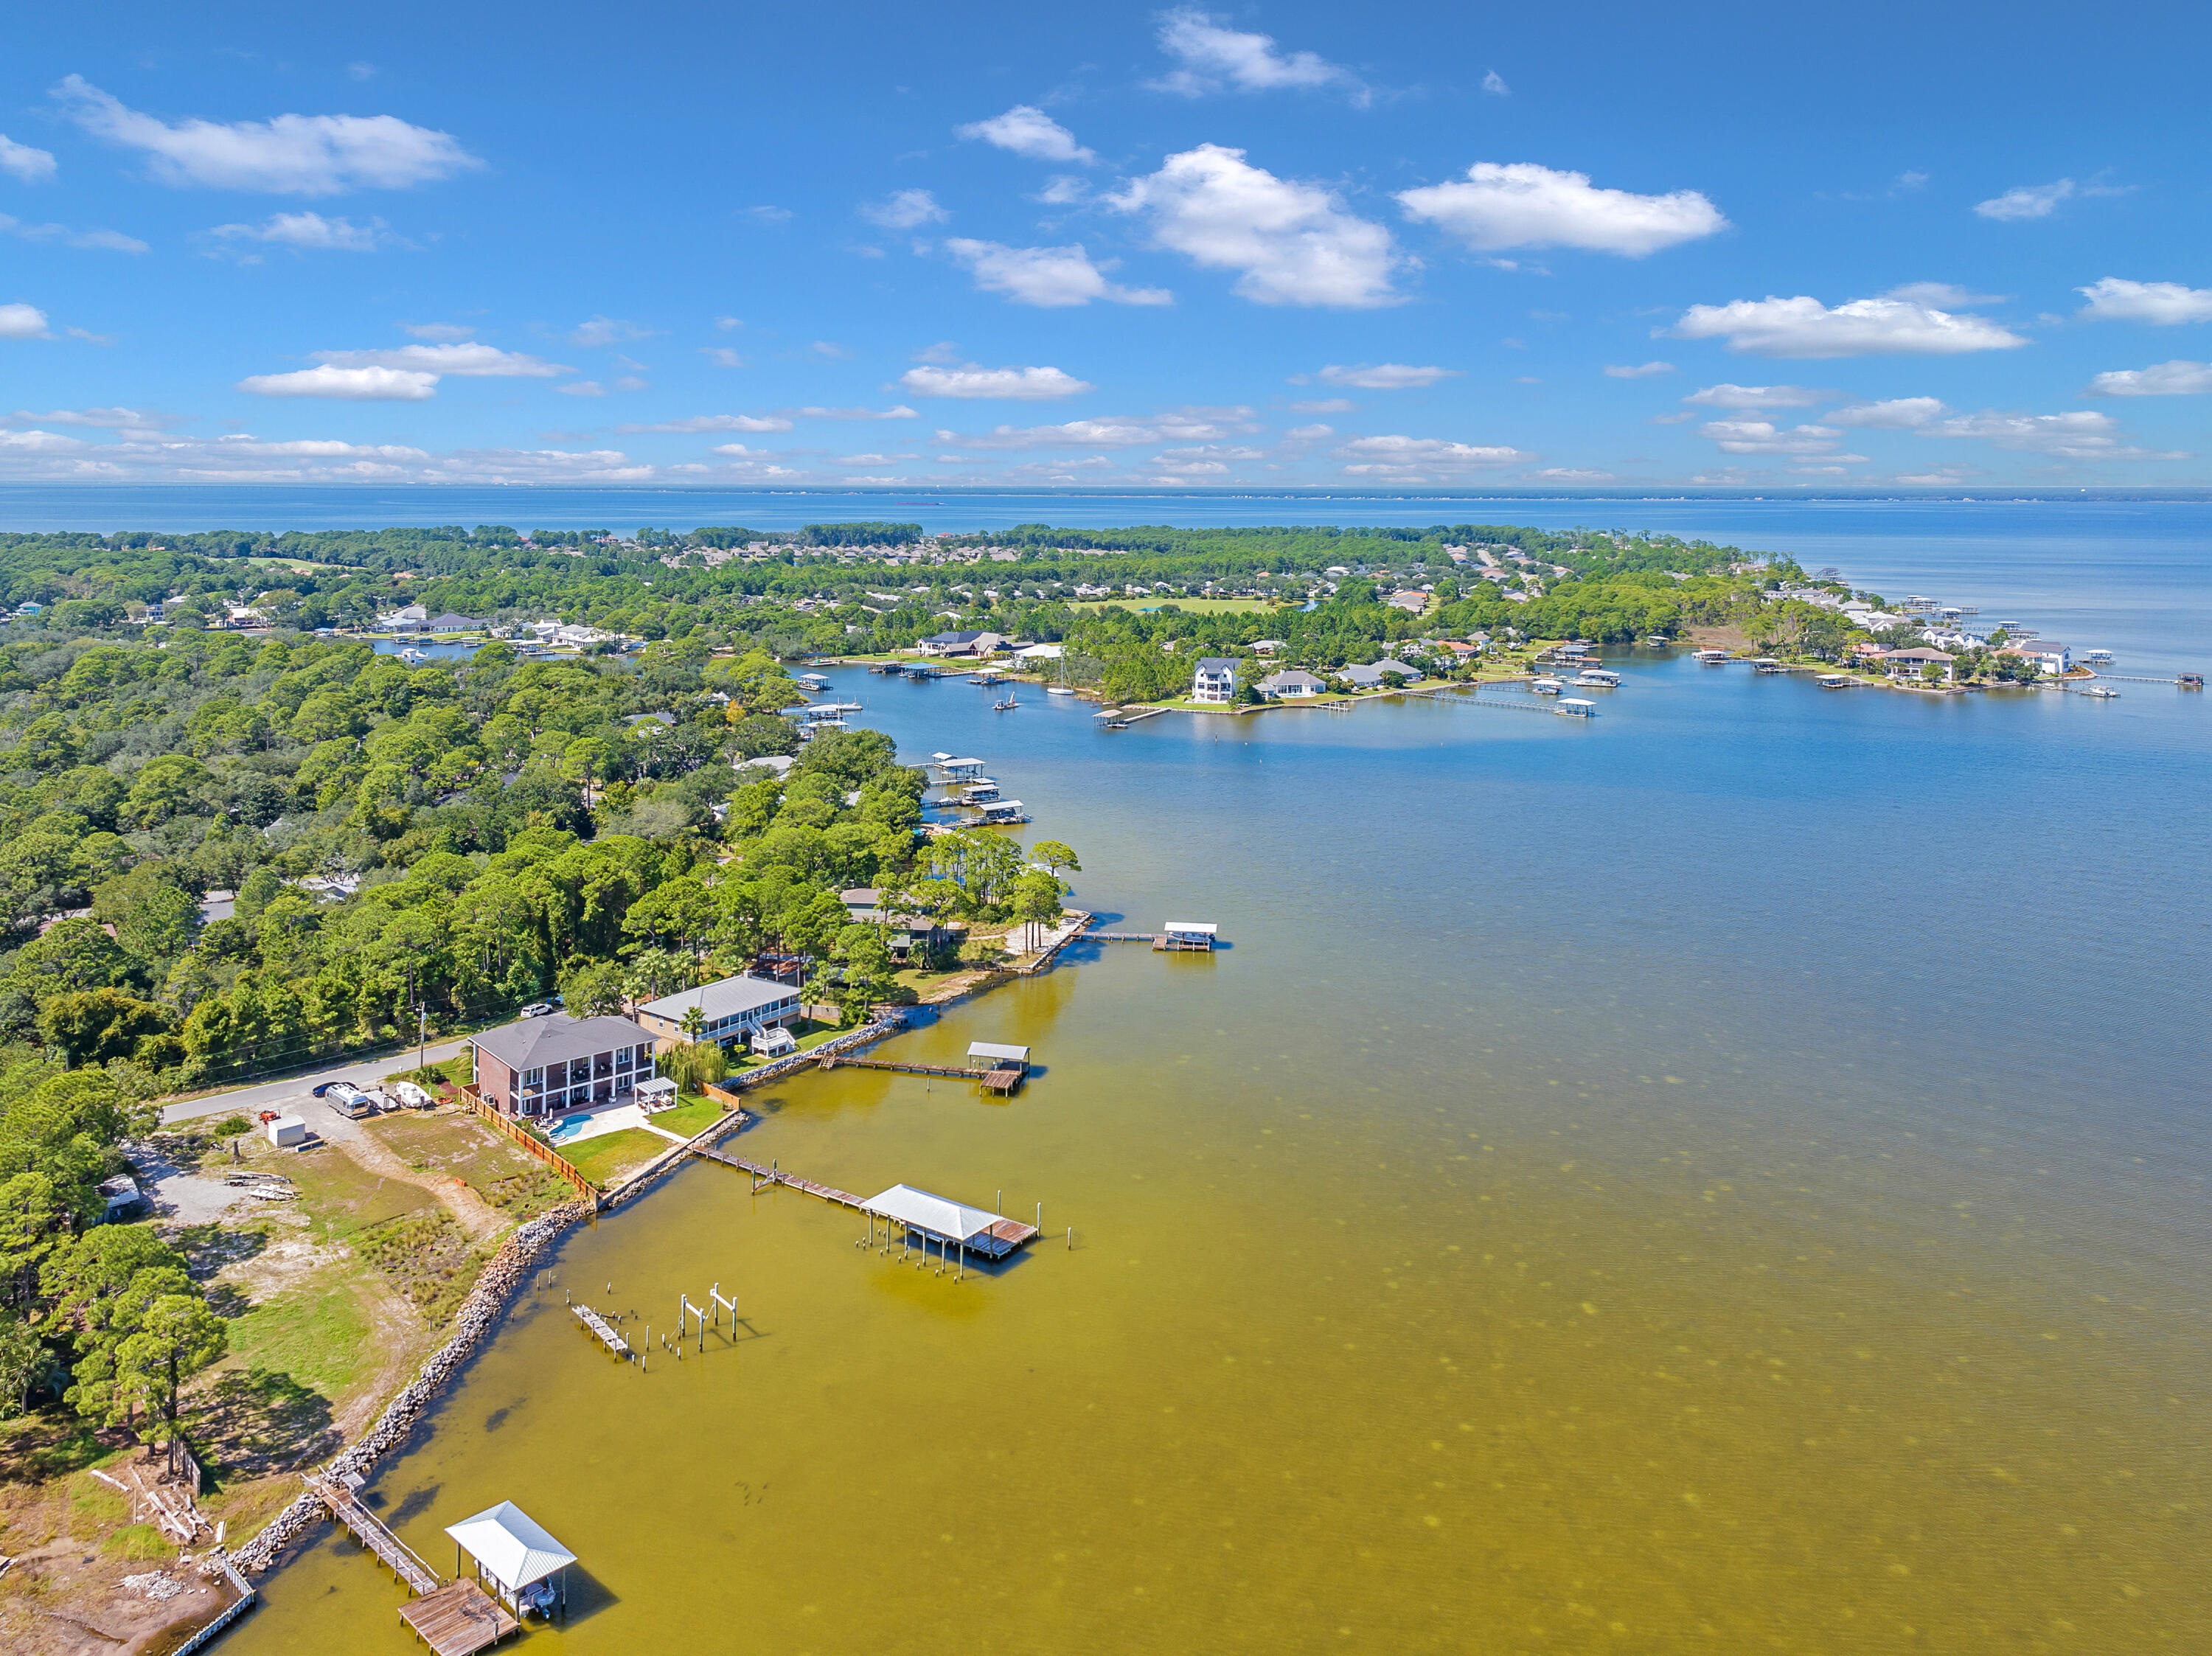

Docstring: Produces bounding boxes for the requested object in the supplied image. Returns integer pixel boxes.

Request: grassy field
[355,1212,484,1325]
[220,1279,375,1400]
[652,1094,734,1138]
[559,1127,669,1187]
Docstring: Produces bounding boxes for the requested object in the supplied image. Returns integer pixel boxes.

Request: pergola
[445,1501,576,1618]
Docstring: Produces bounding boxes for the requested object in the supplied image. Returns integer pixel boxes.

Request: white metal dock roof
[1162,921,1218,935]
[861,1184,1002,1245]
[445,1501,576,1593]
[967,1041,1030,1063]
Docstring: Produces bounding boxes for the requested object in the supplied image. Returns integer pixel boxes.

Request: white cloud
[911,341,961,363]
[1649,411,1697,423]
[1923,408,2181,459]
[1290,397,1354,413]
[400,321,473,341]
[1,303,56,340]
[2076,277,2212,325]
[3,406,173,431]
[557,380,605,397]
[944,239,1172,307]
[1682,383,1832,408]
[714,316,742,331]
[699,347,746,368]
[53,74,479,195]
[956,105,1094,164]
[1669,290,2028,357]
[742,205,792,226]
[1481,70,1509,97]
[347,62,375,82]
[2084,360,2212,397]
[1107,145,1397,307]
[1151,9,1361,99]
[1700,420,1856,456]
[315,343,567,377]
[0,425,668,484]
[1399,162,1725,257]
[1037,175,1088,205]
[613,375,648,392]
[1333,434,1531,473]
[1283,423,1335,439]
[0,215,148,253]
[792,405,921,420]
[1826,396,1948,428]
[625,414,794,434]
[0,135,58,183]
[898,363,1091,400]
[237,364,437,400]
[936,408,1251,449]
[1306,363,1458,389]
[570,316,653,347]
[861,189,948,229]
[1529,467,1614,481]
[1604,361,1674,378]
[0,429,89,453]
[206,211,383,251]
[1974,179,2073,220]
[1885,282,2008,307]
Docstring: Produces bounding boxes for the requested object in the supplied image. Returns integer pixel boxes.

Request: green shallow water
[231,657,2209,1654]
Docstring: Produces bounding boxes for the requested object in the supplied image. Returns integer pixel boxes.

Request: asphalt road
[157,1037,473,1127]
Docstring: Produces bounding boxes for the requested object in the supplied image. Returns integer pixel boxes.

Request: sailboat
[1046,655,1076,695]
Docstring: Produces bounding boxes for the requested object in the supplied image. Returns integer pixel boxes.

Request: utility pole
[418,1003,428,1071]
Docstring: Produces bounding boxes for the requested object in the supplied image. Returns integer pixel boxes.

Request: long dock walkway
[692,1145,867,1209]
[1405,687,1562,714]
[310,1475,441,1596]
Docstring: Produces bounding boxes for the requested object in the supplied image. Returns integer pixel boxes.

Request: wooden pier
[569,1302,632,1358]
[815,1054,1026,1093]
[398,1580,521,1656]
[692,1145,869,1209]
[311,1476,442,1596]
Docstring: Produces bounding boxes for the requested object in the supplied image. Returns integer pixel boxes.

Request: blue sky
[3,1,2208,490]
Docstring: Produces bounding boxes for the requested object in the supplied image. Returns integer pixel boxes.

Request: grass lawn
[280,1141,437,1243]
[220,1280,375,1401]
[558,1127,669,1187]
[726,1019,852,1072]
[651,1094,735,1138]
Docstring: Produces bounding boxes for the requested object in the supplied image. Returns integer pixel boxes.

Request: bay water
[153,498,2211,1653]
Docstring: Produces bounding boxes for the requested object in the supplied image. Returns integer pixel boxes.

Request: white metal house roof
[861,1184,1002,1245]
[967,1041,1030,1063]
[638,974,797,1026]
[445,1501,576,1592]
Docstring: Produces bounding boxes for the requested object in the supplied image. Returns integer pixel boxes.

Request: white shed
[265,1115,308,1148]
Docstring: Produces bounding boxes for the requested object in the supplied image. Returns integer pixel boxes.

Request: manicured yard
[726,1018,853,1071]
[650,1094,735,1138]
[557,1127,669,1187]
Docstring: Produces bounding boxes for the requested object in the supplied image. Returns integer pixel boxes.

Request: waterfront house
[2002,639,2071,675]
[471,1012,658,1119]
[379,603,430,631]
[1339,659,1425,689]
[840,888,966,960]
[636,974,804,1051]
[1257,668,1325,700]
[917,629,1006,658]
[428,612,486,634]
[1191,657,1239,703]
[1878,647,1955,683]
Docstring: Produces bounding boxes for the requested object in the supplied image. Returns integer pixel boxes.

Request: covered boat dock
[862,1182,1040,1270]
[445,1501,577,1621]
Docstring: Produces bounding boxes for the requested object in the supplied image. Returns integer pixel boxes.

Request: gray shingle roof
[473,1012,653,1072]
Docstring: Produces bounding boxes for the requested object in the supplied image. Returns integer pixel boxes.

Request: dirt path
[299,1099,508,1245]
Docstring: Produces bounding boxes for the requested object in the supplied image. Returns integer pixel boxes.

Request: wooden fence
[457,1088,599,1203]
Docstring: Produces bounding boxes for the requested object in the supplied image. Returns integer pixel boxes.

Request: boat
[1572,669,1621,689]
[994,695,1019,710]
[1750,658,1786,674]
[1046,686,1077,696]
[1531,677,1564,696]
[2079,685,2120,698]
[1692,649,1732,663]
[1816,673,1853,689]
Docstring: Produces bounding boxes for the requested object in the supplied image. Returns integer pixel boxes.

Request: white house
[379,603,430,632]
[1879,647,1955,683]
[2003,639,2071,675]
[1191,657,1239,703]
[1257,669,1325,700]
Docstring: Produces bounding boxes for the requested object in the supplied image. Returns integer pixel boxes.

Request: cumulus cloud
[1681,383,1832,408]
[0,134,58,183]
[570,316,653,347]
[1151,9,1363,99]
[1481,70,1509,97]
[314,343,567,377]
[0,215,148,253]
[237,364,437,400]
[1885,282,2008,308]
[0,304,53,340]
[0,424,667,484]
[2084,360,2212,397]
[1973,179,2073,220]
[944,239,1172,307]
[1826,396,1948,428]
[1604,361,1674,378]
[1669,289,2028,358]
[861,189,948,229]
[53,74,480,195]
[1699,420,1860,457]
[1108,145,1397,307]
[1922,409,2180,459]
[699,347,746,367]
[898,363,1092,400]
[625,413,794,434]
[936,407,1254,448]
[1332,434,1531,475]
[956,105,1094,164]
[206,211,384,251]
[1283,423,1335,440]
[791,405,921,420]
[2076,277,2212,325]
[1303,363,1458,389]
[1399,161,1727,257]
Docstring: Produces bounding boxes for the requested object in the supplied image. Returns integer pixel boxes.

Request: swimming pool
[546,1113,591,1144]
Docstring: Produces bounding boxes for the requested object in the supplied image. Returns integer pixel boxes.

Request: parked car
[310,1079,357,1098]
[519,1002,554,1018]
